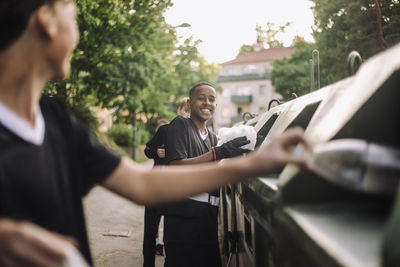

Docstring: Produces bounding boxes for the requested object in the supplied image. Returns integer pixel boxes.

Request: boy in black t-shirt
[163,82,250,267]
[0,1,311,266]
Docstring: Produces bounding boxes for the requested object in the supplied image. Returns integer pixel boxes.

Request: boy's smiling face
[189,85,217,123]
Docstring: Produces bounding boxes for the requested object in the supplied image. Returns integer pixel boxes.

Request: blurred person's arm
[0,129,310,267]
[102,127,311,206]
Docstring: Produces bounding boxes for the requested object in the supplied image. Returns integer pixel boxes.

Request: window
[243,64,257,74]
[227,68,235,75]
[237,87,251,96]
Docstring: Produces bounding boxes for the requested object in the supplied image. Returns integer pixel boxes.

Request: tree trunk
[132,111,137,160]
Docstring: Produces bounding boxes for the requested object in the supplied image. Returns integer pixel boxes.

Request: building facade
[214,47,294,129]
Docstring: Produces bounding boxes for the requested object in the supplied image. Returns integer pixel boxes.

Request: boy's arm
[169,136,251,165]
[0,128,310,267]
[102,127,311,206]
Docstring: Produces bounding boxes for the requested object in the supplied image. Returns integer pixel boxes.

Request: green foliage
[238,44,255,57]
[256,22,291,48]
[105,123,149,148]
[172,38,220,98]
[271,40,317,100]
[269,0,400,99]
[136,124,151,146]
[44,0,220,153]
[237,21,291,57]
[311,0,400,81]
[107,124,133,147]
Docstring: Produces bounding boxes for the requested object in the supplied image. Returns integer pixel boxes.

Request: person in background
[142,97,190,266]
[163,82,251,267]
[0,1,312,266]
[144,118,170,166]
[143,118,170,266]
[176,97,190,118]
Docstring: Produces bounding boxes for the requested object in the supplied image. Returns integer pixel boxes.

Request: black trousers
[143,207,162,267]
[164,242,222,267]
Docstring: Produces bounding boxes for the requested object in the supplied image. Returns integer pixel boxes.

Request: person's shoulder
[39,94,69,118]
[40,94,79,133]
[158,123,169,131]
[171,115,190,123]
[169,116,190,127]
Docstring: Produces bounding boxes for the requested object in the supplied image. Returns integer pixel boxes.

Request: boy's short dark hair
[0,0,57,51]
[189,82,215,99]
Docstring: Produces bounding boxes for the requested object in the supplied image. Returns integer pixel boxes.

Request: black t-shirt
[144,124,169,166]
[0,95,121,264]
[166,116,217,163]
[164,116,219,244]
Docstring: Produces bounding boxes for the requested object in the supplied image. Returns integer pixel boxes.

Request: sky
[164,0,315,64]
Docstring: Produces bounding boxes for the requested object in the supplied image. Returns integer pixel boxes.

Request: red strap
[211,147,217,161]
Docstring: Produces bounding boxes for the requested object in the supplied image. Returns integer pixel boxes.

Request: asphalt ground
[83,159,164,267]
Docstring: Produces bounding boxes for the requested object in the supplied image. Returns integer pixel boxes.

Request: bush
[136,124,151,147]
[106,124,133,147]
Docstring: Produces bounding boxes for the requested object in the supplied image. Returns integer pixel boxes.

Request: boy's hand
[214,136,251,160]
[253,127,312,172]
[157,148,165,158]
[0,218,79,267]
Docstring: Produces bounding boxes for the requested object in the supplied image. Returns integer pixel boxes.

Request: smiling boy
[163,82,251,267]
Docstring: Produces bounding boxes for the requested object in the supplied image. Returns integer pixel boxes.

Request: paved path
[83,159,164,267]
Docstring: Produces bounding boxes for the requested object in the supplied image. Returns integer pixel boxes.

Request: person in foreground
[0,0,312,266]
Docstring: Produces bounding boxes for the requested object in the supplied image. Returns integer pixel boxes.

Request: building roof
[222,47,295,65]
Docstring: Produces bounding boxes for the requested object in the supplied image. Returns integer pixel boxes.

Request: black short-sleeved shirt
[164,116,219,244]
[0,95,121,264]
[144,124,169,166]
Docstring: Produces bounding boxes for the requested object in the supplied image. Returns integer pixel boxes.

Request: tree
[256,22,292,48]
[311,0,400,82]
[237,21,291,56]
[271,40,317,100]
[270,0,400,100]
[45,0,139,131]
[46,0,220,159]
[238,44,255,57]
[172,38,220,98]
[45,0,177,158]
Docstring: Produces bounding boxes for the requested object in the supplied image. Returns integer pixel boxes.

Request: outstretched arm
[102,127,312,206]
[0,128,310,267]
